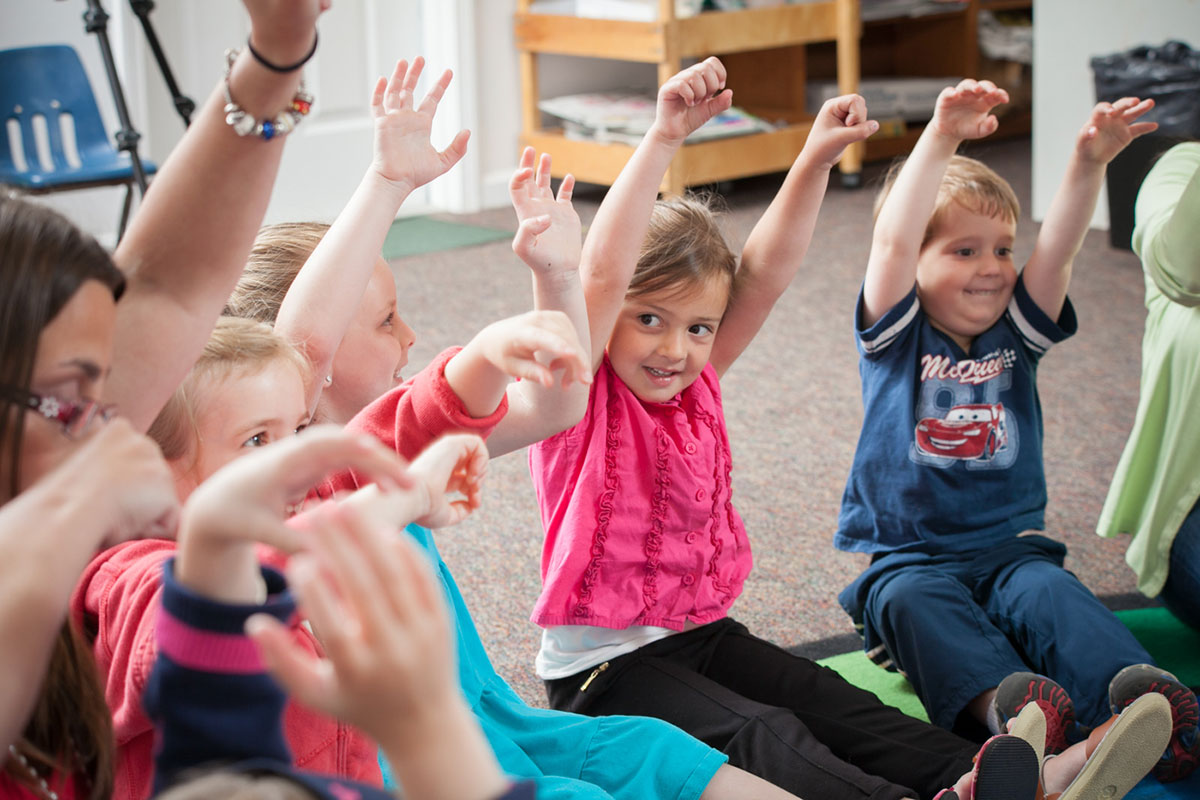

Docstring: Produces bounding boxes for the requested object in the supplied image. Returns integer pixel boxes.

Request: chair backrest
[0,45,116,180]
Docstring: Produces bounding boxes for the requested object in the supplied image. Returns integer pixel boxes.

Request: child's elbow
[544,385,589,438]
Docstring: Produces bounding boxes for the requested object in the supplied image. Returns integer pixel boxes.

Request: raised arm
[711,94,877,375]
[1135,142,1200,306]
[1022,97,1157,319]
[862,79,1008,327]
[275,57,470,416]
[110,0,328,431]
[472,149,592,456]
[251,437,511,800]
[439,149,592,457]
[581,57,733,369]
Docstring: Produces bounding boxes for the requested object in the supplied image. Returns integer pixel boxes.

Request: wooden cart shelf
[514,3,853,60]
[514,0,862,195]
[515,0,1032,195]
[522,122,820,189]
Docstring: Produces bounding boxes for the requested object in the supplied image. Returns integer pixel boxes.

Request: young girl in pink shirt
[525,58,1151,800]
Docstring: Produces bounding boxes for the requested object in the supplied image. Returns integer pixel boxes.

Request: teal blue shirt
[381,525,726,799]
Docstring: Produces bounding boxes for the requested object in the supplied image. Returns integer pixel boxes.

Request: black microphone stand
[74,0,194,235]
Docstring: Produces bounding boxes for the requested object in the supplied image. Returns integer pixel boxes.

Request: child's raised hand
[371,57,471,195]
[651,57,734,145]
[803,93,879,170]
[1076,97,1158,165]
[929,78,1010,142]
[472,309,592,389]
[179,425,411,557]
[247,502,459,748]
[510,147,582,279]
[407,434,489,529]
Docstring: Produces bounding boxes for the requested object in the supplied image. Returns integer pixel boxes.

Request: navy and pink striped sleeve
[143,558,295,794]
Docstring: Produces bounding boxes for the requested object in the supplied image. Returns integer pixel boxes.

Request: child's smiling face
[606,275,730,404]
[916,202,1018,352]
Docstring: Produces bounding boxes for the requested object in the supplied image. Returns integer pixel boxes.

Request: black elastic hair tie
[246,31,318,73]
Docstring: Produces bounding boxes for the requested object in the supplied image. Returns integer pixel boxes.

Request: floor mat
[816,607,1200,797]
[817,607,1198,714]
[382,215,511,260]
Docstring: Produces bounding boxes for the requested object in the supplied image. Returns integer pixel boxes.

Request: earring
[324,375,333,385]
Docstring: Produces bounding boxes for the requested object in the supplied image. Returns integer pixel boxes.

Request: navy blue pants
[1161,498,1200,632]
[840,535,1154,730]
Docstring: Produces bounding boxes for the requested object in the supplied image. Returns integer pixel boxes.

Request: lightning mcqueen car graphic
[914,403,1007,460]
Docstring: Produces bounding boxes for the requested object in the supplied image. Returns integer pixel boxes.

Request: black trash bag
[1090,40,1200,249]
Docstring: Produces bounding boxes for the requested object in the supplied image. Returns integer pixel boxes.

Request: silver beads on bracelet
[222,48,314,141]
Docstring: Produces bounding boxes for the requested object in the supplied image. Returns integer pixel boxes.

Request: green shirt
[1098,142,1200,596]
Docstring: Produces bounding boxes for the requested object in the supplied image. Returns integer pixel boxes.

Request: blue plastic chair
[0,44,157,240]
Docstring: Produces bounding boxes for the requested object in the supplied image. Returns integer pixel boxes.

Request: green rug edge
[382,215,511,260]
[815,606,1200,722]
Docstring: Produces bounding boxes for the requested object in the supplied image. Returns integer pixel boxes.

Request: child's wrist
[644,124,687,151]
[533,265,583,295]
[175,538,263,604]
[365,167,415,205]
[795,147,837,175]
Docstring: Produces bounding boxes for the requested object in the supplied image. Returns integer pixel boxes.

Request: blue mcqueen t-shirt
[835,276,1077,554]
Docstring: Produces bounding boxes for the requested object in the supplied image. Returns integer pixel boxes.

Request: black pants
[545,618,977,800]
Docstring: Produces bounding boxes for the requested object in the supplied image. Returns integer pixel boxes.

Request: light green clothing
[1098,142,1200,597]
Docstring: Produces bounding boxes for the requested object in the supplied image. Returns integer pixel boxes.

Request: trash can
[1091,40,1200,249]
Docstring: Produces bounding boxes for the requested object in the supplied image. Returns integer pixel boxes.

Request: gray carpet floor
[386,137,1152,708]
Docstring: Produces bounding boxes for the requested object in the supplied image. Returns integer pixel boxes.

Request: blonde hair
[156,770,315,800]
[629,194,737,302]
[874,154,1020,247]
[225,222,330,323]
[148,316,310,464]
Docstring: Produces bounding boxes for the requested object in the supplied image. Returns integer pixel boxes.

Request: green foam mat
[1117,607,1200,688]
[382,216,511,260]
[816,606,1199,720]
[816,607,1200,797]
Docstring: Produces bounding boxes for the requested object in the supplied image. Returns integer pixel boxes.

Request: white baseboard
[481,168,515,211]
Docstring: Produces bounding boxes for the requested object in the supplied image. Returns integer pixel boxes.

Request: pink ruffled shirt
[529,356,752,631]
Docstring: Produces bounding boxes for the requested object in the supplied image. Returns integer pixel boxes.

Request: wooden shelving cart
[514,0,864,194]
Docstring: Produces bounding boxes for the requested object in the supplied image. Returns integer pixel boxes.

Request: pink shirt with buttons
[529,356,753,631]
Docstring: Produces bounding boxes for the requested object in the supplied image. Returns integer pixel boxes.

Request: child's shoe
[1107,663,1199,782]
[1046,692,1173,800]
[1007,702,1048,765]
[990,672,1076,756]
[935,734,1040,800]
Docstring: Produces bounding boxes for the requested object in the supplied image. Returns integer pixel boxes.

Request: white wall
[1032,0,1200,227]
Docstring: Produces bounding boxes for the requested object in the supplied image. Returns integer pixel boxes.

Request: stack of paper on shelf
[528,0,658,20]
[860,0,966,22]
[806,76,959,122]
[539,91,773,145]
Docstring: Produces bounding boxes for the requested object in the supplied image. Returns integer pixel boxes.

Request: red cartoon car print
[914,403,1007,460]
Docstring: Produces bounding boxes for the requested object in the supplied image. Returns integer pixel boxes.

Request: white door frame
[422,0,481,213]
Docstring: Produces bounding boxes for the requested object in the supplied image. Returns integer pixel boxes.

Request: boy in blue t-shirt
[835,78,1196,777]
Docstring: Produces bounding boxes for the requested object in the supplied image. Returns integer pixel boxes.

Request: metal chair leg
[117,181,134,242]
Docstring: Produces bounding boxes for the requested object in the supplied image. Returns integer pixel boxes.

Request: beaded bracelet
[222,48,314,141]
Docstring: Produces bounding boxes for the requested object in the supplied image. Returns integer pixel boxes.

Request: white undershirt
[536,623,678,680]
